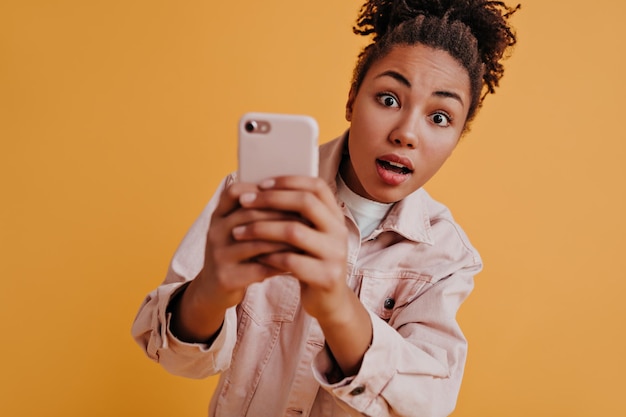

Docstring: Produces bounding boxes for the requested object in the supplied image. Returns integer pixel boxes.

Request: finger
[215,260,287,291]
[232,219,341,261]
[206,239,293,291]
[218,239,296,263]
[211,181,259,219]
[209,206,300,252]
[206,207,296,276]
[226,207,306,232]
[239,188,343,233]
[256,251,343,290]
[261,176,342,217]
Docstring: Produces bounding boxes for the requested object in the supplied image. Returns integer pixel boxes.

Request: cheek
[419,141,457,169]
[433,147,457,170]
[424,127,460,152]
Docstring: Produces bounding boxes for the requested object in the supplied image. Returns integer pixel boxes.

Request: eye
[377,93,399,108]
[430,112,451,127]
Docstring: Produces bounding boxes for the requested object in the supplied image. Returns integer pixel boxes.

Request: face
[342,44,471,203]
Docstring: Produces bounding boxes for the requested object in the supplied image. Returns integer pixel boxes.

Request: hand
[233,176,351,323]
[233,176,373,376]
[196,181,299,309]
[170,180,298,342]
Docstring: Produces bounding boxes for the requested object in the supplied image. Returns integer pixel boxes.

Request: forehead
[366,44,470,91]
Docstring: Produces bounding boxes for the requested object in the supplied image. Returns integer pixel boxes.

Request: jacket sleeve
[130,175,238,379]
[312,260,480,417]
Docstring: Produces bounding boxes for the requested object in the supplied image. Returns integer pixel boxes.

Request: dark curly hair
[351,0,520,126]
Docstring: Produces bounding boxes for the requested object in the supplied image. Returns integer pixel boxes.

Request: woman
[132,1,519,415]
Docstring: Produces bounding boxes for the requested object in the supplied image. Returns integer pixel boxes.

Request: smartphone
[238,112,319,183]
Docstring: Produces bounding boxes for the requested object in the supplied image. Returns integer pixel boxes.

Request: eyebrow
[434,90,465,106]
[375,70,465,106]
[376,70,411,87]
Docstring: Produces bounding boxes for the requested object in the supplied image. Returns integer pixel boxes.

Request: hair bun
[355,0,519,61]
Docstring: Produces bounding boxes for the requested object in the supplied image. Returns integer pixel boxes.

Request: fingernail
[239,192,256,204]
[232,225,245,238]
[259,179,275,189]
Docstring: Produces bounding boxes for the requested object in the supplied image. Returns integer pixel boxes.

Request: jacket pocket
[357,269,432,321]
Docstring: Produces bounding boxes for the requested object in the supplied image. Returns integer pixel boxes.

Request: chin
[369,188,408,204]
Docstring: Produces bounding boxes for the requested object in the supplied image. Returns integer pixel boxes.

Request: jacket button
[350,385,366,395]
[384,298,395,309]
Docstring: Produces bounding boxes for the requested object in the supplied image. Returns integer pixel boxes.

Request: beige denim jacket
[132,132,482,417]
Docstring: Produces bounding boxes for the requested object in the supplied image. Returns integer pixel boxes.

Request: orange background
[1,1,625,416]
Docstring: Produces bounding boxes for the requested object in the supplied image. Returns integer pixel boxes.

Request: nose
[389,113,419,149]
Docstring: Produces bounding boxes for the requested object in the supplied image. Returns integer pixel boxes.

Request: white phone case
[238,112,319,183]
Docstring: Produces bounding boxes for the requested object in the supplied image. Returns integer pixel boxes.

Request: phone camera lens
[244,121,257,133]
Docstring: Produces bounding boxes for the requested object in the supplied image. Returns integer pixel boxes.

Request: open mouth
[377,159,413,175]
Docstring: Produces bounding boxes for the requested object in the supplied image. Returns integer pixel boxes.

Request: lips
[377,154,413,172]
[377,159,412,175]
[376,154,414,185]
